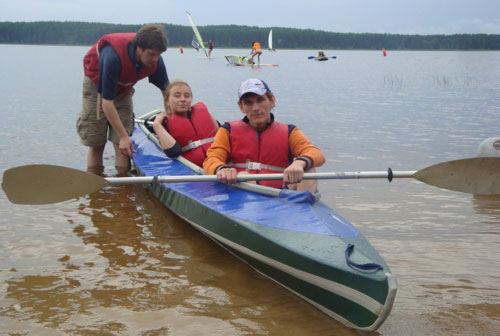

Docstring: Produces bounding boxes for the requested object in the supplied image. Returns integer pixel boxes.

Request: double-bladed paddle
[307,56,337,59]
[2,157,499,205]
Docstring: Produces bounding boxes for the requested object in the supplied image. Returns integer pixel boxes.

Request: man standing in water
[250,41,262,65]
[76,24,170,174]
[207,39,215,58]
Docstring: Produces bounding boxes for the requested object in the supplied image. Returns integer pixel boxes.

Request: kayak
[131,110,397,331]
[308,55,337,61]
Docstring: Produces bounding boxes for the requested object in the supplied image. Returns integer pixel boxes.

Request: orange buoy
[382,48,387,56]
[179,46,184,54]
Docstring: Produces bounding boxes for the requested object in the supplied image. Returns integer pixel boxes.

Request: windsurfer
[207,40,214,57]
[250,41,263,65]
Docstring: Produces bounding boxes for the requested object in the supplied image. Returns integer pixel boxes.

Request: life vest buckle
[246,161,262,170]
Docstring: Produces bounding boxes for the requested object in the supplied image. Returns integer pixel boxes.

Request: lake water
[0,44,499,335]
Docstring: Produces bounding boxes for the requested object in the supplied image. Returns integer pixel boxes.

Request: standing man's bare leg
[113,143,131,175]
[87,145,105,174]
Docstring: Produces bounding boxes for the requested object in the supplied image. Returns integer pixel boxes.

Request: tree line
[1,21,499,50]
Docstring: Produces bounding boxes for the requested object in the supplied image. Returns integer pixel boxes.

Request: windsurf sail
[268,29,273,50]
[191,36,200,51]
[225,54,252,65]
[186,11,207,57]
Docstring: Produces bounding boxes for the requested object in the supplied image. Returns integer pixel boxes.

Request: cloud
[451,18,500,34]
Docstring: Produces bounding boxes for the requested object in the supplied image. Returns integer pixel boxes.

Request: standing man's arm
[101,98,135,157]
[161,89,169,115]
[99,45,135,158]
[149,56,170,115]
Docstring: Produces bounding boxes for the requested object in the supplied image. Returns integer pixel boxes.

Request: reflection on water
[1,46,500,335]
[1,184,357,335]
[472,195,500,227]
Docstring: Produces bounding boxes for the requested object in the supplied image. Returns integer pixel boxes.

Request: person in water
[207,40,215,58]
[153,80,219,167]
[203,78,325,192]
[250,41,262,65]
[77,24,170,174]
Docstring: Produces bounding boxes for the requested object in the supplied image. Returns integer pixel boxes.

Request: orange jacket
[203,118,325,176]
[252,42,261,50]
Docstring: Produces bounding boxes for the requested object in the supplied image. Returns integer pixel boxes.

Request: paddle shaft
[3,157,500,205]
[105,170,416,185]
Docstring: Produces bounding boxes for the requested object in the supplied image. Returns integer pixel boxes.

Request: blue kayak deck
[132,125,359,238]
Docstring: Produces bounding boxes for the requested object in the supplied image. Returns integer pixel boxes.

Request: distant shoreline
[1,21,499,50]
[2,43,500,52]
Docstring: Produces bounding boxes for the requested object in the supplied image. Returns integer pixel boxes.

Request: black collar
[242,112,275,127]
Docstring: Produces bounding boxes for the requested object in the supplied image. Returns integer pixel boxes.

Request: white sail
[191,36,200,51]
[268,29,273,50]
[186,11,208,57]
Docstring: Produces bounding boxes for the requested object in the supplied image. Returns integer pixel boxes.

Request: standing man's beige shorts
[76,76,135,147]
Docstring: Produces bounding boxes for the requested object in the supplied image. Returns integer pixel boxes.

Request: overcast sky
[1,0,499,35]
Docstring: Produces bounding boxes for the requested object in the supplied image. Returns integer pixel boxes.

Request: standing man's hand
[119,135,136,158]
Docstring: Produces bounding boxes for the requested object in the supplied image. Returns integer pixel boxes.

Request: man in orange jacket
[250,41,263,65]
[203,78,325,192]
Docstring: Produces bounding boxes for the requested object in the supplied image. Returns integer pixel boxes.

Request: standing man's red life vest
[83,33,159,95]
[164,102,217,166]
[228,120,291,188]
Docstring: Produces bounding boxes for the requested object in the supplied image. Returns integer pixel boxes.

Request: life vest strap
[181,137,214,152]
[230,160,285,172]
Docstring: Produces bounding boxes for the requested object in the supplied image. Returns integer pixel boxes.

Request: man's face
[238,93,275,131]
[137,47,162,67]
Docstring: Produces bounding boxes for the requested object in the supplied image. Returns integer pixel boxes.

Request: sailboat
[186,11,208,57]
[268,29,275,51]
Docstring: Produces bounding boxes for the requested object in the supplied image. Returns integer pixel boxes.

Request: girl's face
[167,84,192,115]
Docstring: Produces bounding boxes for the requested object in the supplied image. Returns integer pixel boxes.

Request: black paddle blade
[2,164,107,205]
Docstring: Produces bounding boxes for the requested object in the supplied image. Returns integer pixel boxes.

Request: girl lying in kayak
[153,80,219,167]
[203,78,325,193]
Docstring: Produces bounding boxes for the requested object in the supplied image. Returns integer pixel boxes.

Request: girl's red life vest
[83,33,158,95]
[164,102,217,166]
[228,120,291,188]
